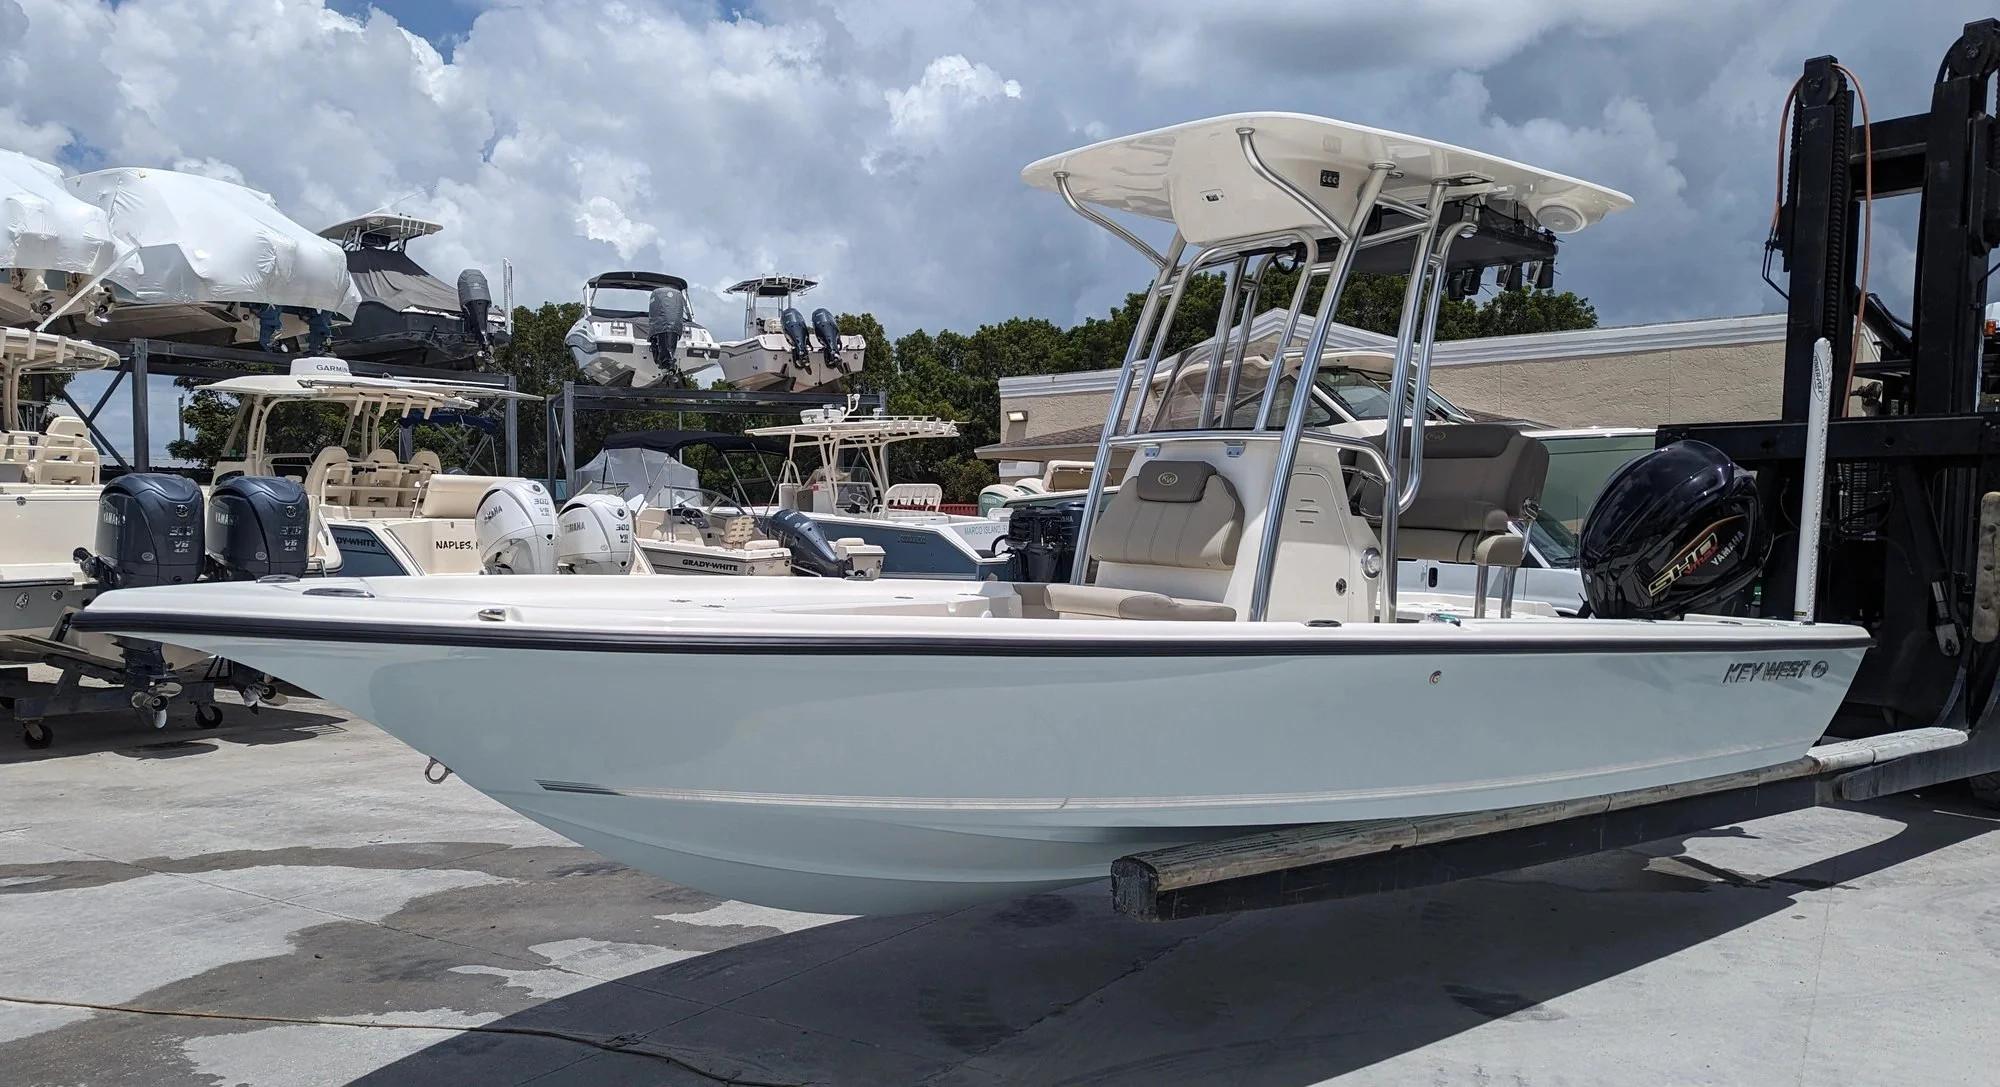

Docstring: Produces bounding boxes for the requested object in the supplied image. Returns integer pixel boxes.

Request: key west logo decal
[1647,515,1747,598]
[1723,659,1831,684]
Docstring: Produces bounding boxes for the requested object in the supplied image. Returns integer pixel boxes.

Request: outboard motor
[473,479,559,575]
[779,306,812,365]
[810,307,844,369]
[1578,440,1770,620]
[456,268,493,352]
[76,474,205,589]
[647,285,689,383]
[206,476,310,581]
[758,508,851,578]
[556,494,637,575]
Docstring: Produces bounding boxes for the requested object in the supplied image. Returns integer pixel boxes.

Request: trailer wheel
[1969,773,2000,809]
[21,722,50,749]
[194,703,224,730]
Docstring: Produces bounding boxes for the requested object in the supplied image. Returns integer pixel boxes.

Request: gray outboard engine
[457,269,493,353]
[206,476,311,581]
[810,307,844,369]
[1578,440,1770,619]
[75,474,205,589]
[647,285,689,384]
[758,508,852,577]
[779,306,812,364]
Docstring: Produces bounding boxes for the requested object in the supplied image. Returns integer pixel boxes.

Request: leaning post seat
[1361,423,1548,613]
[1045,459,1242,621]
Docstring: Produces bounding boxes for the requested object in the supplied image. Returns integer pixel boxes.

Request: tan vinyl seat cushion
[1362,424,1547,566]
[1088,460,1241,569]
[417,474,505,519]
[1044,583,1236,622]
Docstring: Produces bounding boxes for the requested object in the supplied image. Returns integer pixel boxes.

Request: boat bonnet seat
[1361,424,1546,565]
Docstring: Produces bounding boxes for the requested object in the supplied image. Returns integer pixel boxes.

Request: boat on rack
[567,272,864,392]
[76,112,1870,914]
[318,213,507,370]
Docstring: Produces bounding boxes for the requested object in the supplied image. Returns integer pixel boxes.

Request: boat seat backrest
[1087,459,1241,570]
[408,450,442,484]
[417,474,499,519]
[884,482,942,512]
[1361,424,1547,564]
[22,417,99,484]
[305,447,354,506]
[716,513,756,548]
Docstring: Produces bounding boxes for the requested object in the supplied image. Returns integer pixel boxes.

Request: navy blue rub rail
[70,611,1877,659]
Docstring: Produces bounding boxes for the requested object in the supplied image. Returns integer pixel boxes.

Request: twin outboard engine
[758,508,851,578]
[206,476,311,581]
[779,307,812,364]
[810,308,844,369]
[647,285,689,383]
[473,479,559,575]
[75,474,205,589]
[1578,440,1770,619]
[457,269,493,353]
[555,494,637,575]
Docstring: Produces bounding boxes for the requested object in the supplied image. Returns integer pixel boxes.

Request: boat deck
[2,698,1997,1085]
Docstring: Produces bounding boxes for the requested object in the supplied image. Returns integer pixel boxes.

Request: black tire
[194,703,224,729]
[22,722,51,749]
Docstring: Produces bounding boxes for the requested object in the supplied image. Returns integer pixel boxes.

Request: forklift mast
[1660,20,2000,734]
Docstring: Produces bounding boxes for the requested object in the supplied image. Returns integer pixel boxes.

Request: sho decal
[1723,658,1828,684]
[1648,515,1746,597]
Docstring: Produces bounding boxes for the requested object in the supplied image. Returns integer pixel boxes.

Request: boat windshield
[1528,509,1580,569]
[586,287,657,320]
[1153,364,1466,431]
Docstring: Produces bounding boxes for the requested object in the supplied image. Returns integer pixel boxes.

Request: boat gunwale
[72,609,1875,658]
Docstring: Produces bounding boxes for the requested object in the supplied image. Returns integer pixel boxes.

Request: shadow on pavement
[350,794,1996,1087]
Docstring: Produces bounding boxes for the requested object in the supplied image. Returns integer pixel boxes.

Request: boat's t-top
[1021,112,1633,623]
[0,328,116,486]
[749,400,962,516]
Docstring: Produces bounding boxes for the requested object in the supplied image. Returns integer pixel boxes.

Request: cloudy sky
[8,0,1998,344]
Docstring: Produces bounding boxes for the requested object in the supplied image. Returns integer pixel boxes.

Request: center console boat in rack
[77,113,1872,914]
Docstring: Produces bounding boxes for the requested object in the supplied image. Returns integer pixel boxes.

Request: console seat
[1049,459,1241,622]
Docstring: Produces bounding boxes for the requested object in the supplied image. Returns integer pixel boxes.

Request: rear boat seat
[1362,422,1548,569]
[417,474,507,519]
[1048,459,1241,622]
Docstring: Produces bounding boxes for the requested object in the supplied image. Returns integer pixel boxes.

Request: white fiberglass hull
[75,577,1869,914]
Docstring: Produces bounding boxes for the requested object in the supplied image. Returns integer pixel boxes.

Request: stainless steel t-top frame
[1056,130,1482,622]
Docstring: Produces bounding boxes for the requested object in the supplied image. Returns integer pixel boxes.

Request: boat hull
[74,600,1869,914]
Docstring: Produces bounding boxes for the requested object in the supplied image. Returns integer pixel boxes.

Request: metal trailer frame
[50,338,522,478]
[546,381,883,494]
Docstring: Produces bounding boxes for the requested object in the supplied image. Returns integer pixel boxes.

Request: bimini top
[602,430,786,457]
[1020,112,1633,247]
[726,275,817,297]
[588,271,687,292]
[198,357,536,404]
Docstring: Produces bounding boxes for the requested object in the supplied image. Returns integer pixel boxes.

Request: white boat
[76,112,1871,915]
[748,405,1013,578]
[196,357,548,576]
[0,149,117,329]
[317,212,507,369]
[567,272,864,393]
[572,428,885,578]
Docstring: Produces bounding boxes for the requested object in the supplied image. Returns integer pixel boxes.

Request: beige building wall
[1000,390,1109,445]
[1429,339,1782,428]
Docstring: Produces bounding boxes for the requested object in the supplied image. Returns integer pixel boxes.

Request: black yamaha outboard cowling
[1001,501,1086,582]
[1578,440,1770,619]
[759,508,851,577]
[779,307,812,364]
[810,307,843,368]
[207,476,310,581]
[647,285,688,382]
[456,269,494,355]
[76,474,204,589]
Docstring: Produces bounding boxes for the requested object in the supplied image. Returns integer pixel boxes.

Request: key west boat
[75,114,1870,914]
